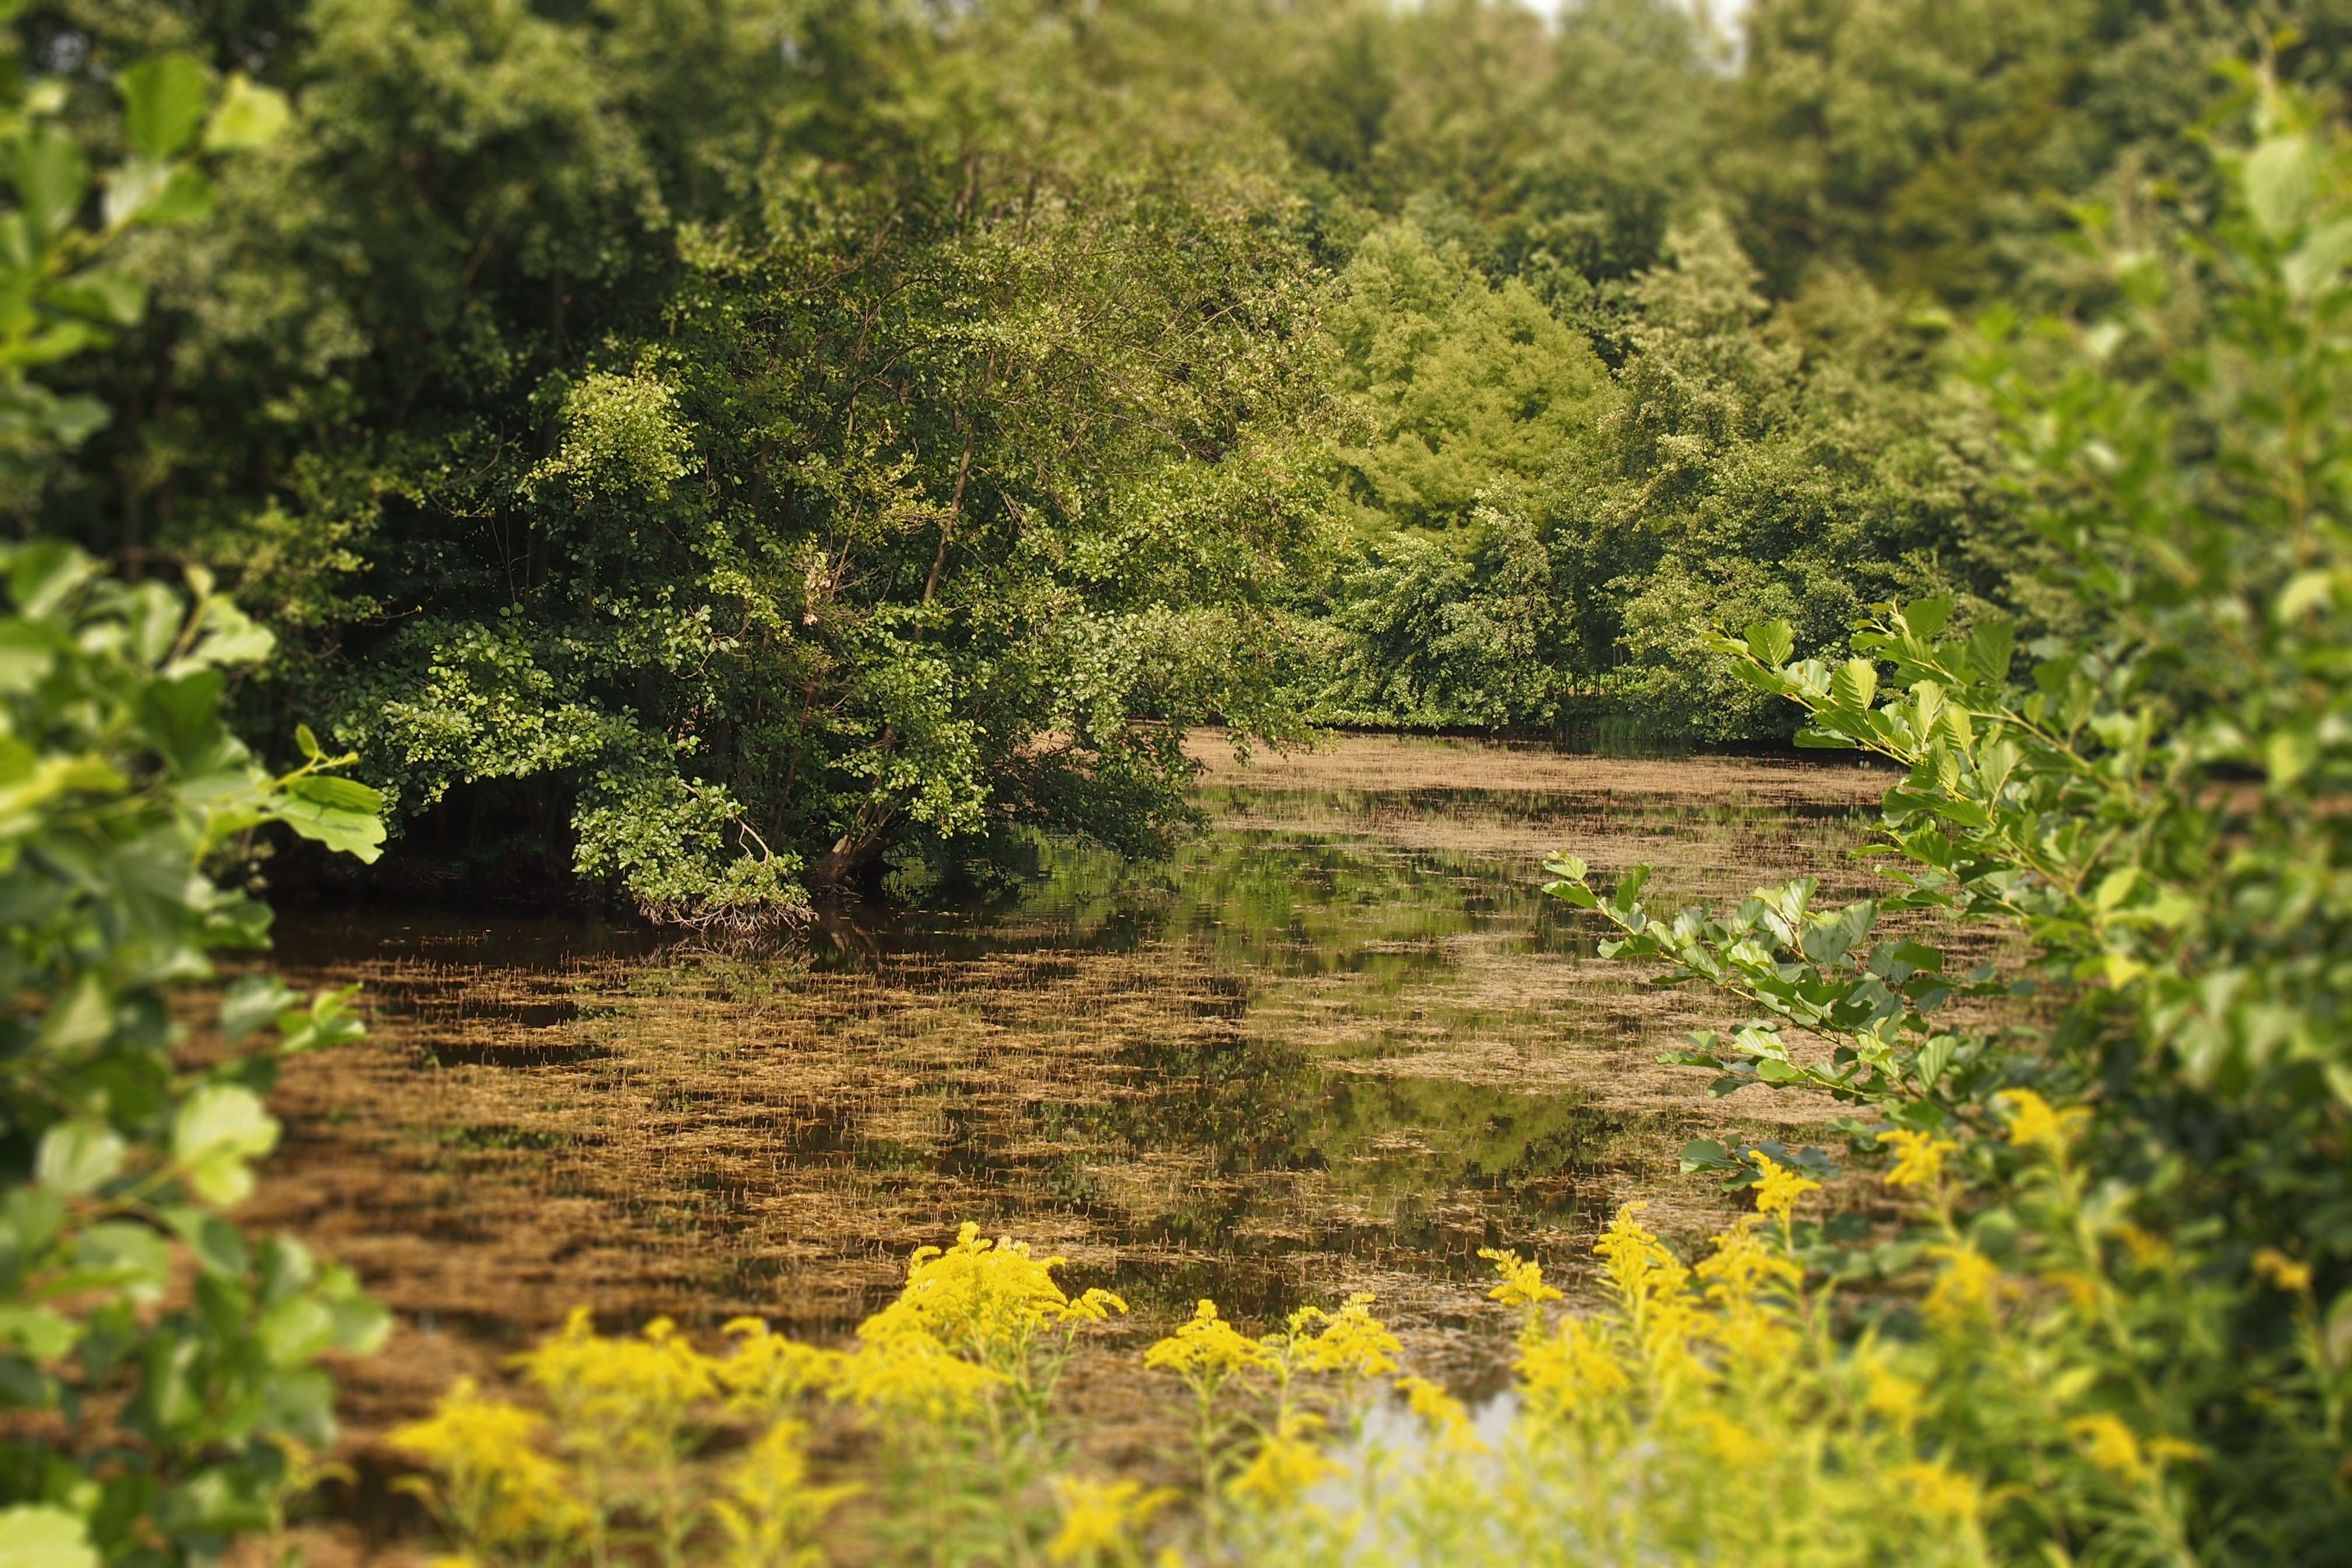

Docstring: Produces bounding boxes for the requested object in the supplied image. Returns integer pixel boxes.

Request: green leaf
[1743,620,1794,668]
[160,1205,247,1277]
[2246,134,2319,238]
[203,74,290,152]
[1965,621,2015,686]
[1678,1138,1736,1174]
[13,126,87,247]
[221,975,300,1043]
[293,722,323,761]
[0,1505,98,1568]
[0,1306,79,1362]
[35,975,114,1058]
[33,1121,124,1196]
[120,55,209,160]
[1830,657,1878,713]
[44,271,146,327]
[271,775,386,863]
[171,1084,278,1206]
[1901,597,1952,640]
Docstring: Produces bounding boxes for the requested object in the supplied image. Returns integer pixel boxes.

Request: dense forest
[13,0,2338,924]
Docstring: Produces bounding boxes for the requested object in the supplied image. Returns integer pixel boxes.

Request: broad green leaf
[1830,657,1878,713]
[138,670,228,774]
[172,1084,278,1206]
[0,1306,79,1362]
[221,975,300,1043]
[293,722,323,761]
[2284,216,2352,297]
[44,271,146,327]
[120,55,209,160]
[8,541,95,621]
[1965,621,2015,685]
[2093,867,2141,914]
[160,1205,247,1277]
[1901,597,1952,640]
[271,775,387,863]
[13,127,86,247]
[0,1505,97,1568]
[0,622,55,693]
[1743,619,1794,668]
[33,1122,123,1196]
[35,975,114,1057]
[2246,134,2318,238]
[204,75,291,152]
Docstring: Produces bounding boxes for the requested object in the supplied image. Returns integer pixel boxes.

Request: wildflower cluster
[391,1316,849,1568]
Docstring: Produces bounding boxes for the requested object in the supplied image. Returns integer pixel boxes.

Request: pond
[250,732,1889,1487]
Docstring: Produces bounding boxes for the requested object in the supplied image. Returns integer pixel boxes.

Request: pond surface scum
[249,733,1889,1518]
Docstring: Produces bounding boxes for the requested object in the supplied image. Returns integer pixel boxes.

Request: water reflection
[252,736,1888,1437]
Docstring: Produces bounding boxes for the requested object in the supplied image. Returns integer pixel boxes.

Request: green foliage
[1548,76,2352,1562]
[0,542,391,1567]
[0,39,387,1567]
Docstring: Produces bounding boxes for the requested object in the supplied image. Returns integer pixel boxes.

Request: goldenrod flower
[1394,1374,1486,1453]
[1923,1244,2000,1331]
[1693,1409,1770,1466]
[718,1318,844,1416]
[831,1325,1007,1421]
[864,1222,1128,1374]
[1517,1315,1631,1415]
[2252,1247,2314,1294]
[1997,1089,2090,1154]
[1479,1248,1563,1317]
[1048,1476,1174,1564]
[1296,1294,1401,1380]
[1226,1419,1337,1508]
[1877,1127,1958,1189]
[1144,1300,1273,1385]
[2067,1412,2150,1485]
[2115,1224,2174,1270]
[1862,1360,1924,1429]
[513,1308,722,1462]
[1890,1460,1980,1522]
[1748,1153,1820,1221]
[710,1420,855,1568]
[387,1378,590,1549]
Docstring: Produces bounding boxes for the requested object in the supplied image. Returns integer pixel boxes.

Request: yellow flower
[1144,1300,1273,1386]
[1517,1315,1632,1416]
[1877,1128,1958,1189]
[1226,1419,1337,1508]
[1594,1203,1702,1377]
[1890,1460,1980,1522]
[1923,1245,2000,1331]
[513,1309,721,1460]
[717,1318,844,1417]
[864,1222,1127,1373]
[1863,1360,1924,1429]
[2067,1412,2150,1485]
[1479,1248,1563,1318]
[2115,1224,2174,1271]
[1394,1374,1486,1453]
[710,1420,856,1568]
[387,1379,589,1548]
[1295,1294,1401,1380]
[1748,1153,1820,1221]
[1047,1476,1175,1564]
[2252,1247,2314,1294]
[1693,1409,1770,1467]
[831,1325,1007,1422]
[1693,1220,1801,1363]
[1996,1090,2091,1154]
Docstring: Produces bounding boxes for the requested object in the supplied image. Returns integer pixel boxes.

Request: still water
[251,734,1887,1440]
